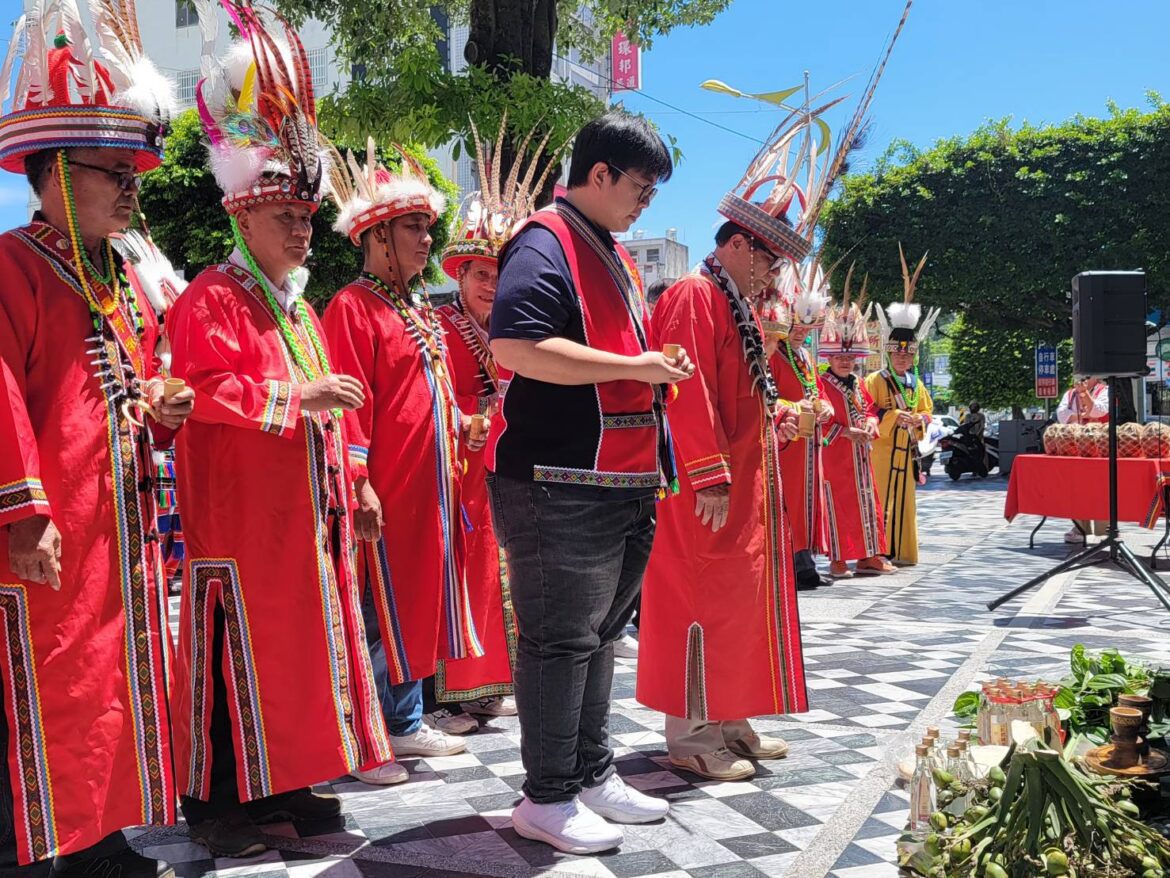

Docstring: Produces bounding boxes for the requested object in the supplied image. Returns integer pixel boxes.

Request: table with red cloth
[1004,454,1170,559]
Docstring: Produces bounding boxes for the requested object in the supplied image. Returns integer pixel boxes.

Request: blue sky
[0,0,1166,238]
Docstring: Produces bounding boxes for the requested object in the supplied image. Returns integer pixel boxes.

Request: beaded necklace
[59,152,122,317]
[828,372,867,426]
[229,215,332,381]
[784,340,820,400]
[360,272,450,382]
[888,357,921,410]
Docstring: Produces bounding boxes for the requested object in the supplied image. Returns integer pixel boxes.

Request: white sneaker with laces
[460,695,517,717]
[423,708,479,735]
[511,796,623,854]
[351,761,409,785]
[613,633,639,659]
[390,724,467,757]
[579,772,669,824]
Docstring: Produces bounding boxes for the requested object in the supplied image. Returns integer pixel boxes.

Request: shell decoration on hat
[875,242,941,357]
[441,118,563,280]
[194,0,328,214]
[819,264,874,358]
[0,0,176,173]
[326,137,447,246]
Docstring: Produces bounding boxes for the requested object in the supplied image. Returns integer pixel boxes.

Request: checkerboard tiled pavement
[140,472,1170,878]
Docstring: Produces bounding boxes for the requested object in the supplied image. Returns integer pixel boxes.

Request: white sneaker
[423,708,480,735]
[511,796,623,854]
[670,747,755,781]
[390,724,467,757]
[1064,527,1084,544]
[351,761,409,785]
[461,695,517,717]
[578,772,668,824]
[613,633,639,659]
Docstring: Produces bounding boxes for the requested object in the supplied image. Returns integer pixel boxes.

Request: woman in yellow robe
[865,352,933,565]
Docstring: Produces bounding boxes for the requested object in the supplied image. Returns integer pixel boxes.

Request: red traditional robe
[434,302,516,701]
[168,263,391,804]
[323,278,481,686]
[0,222,175,863]
[770,343,828,554]
[638,272,807,721]
[819,372,887,563]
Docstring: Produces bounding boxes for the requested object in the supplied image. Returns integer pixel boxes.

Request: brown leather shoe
[670,748,755,781]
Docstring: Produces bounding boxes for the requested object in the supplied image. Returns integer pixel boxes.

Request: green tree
[273,0,730,180]
[821,99,1170,335]
[138,110,458,309]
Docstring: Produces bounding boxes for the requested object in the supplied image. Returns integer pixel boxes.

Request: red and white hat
[196,0,328,214]
[0,0,175,174]
[819,265,873,358]
[328,137,447,246]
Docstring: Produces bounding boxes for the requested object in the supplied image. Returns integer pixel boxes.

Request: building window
[176,68,199,106]
[646,248,660,263]
[308,47,330,90]
[176,0,197,28]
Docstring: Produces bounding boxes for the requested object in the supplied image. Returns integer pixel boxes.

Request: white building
[623,230,689,289]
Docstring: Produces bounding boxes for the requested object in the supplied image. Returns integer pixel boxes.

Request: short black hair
[646,278,672,305]
[567,110,672,189]
[970,402,982,413]
[715,220,752,247]
[25,148,61,195]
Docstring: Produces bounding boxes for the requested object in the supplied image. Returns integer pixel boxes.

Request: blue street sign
[1035,343,1058,398]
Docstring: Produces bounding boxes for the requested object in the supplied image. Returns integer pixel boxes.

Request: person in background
[487,110,692,854]
[1056,377,1110,542]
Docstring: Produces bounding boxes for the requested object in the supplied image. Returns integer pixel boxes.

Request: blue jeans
[361,583,423,736]
[488,475,655,803]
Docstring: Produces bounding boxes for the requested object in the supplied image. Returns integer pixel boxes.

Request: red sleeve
[168,279,302,438]
[438,311,486,417]
[322,289,376,478]
[862,382,880,421]
[0,279,52,526]
[654,279,733,488]
[822,383,849,447]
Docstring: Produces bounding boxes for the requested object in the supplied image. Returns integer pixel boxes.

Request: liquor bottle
[909,744,936,835]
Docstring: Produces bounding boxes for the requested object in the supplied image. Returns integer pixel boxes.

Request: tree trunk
[466,0,557,79]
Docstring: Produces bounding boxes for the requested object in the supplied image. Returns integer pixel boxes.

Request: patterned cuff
[0,478,51,528]
[261,380,299,437]
[349,444,369,479]
[685,454,732,489]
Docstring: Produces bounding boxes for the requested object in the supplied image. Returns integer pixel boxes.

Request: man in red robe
[167,10,392,856]
[0,11,195,874]
[771,270,835,590]
[817,289,896,578]
[323,146,481,784]
[640,221,808,782]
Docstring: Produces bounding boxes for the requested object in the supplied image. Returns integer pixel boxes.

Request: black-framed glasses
[607,164,658,204]
[68,159,142,192]
[750,239,786,273]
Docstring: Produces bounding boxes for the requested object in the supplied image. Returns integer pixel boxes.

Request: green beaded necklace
[784,340,820,400]
[888,356,922,409]
[230,215,332,381]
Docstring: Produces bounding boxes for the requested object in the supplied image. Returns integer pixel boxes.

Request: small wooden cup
[162,377,186,402]
[798,409,817,440]
[469,413,487,442]
[662,344,681,361]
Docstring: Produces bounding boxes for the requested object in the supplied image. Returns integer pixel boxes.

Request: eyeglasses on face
[749,238,786,273]
[67,159,142,192]
[607,164,658,204]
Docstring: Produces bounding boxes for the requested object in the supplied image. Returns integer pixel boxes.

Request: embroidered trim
[0,585,57,861]
[348,444,369,469]
[685,454,733,489]
[0,478,48,517]
[440,300,498,396]
[532,465,662,489]
[365,539,411,684]
[261,380,294,435]
[602,412,657,430]
[684,622,708,721]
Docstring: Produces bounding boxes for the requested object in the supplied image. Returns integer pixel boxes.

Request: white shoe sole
[579,799,668,825]
[512,812,622,854]
[351,769,409,786]
[390,741,467,757]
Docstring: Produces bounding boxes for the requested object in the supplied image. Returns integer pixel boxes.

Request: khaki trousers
[665,716,755,758]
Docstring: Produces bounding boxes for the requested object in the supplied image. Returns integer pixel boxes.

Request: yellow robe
[864,369,933,565]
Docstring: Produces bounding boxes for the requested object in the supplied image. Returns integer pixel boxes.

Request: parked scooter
[942,421,990,480]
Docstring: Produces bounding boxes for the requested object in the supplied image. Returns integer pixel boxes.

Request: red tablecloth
[1004,454,1170,526]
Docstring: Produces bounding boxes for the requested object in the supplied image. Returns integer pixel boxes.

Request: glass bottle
[909,744,936,835]
[956,739,980,782]
[946,745,972,811]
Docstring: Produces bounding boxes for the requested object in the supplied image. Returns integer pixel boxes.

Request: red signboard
[610,32,642,92]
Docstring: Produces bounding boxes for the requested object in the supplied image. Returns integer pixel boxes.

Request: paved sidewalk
[138,473,1170,878]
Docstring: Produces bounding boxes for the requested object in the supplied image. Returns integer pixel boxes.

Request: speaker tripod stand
[987,376,1170,613]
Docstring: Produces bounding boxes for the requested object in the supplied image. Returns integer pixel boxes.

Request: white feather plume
[113,54,177,121]
[886,301,921,330]
[59,0,96,100]
[113,230,188,315]
[210,143,272,196]
[16,4,51,107]
[332,174,446,238]
[0,15,27,108]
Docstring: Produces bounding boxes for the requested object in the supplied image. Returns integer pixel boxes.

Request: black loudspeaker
[1072,270,1147,377]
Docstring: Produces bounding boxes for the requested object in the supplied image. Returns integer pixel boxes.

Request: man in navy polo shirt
[487,111,694,854]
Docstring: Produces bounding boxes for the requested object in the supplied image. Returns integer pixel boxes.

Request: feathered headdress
[441,118,562,279]
[112,230,187,316]
[0,0,176,173]
[875,243,940,356]
[819,264,873,358]
[326,137,447,246]
[195,0,327,213]
[775,257,832,329]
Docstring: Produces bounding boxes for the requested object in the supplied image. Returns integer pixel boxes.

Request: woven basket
[1118,422,1144,458]
[1143,422,1170,459]
[1083,423,1109,457]
[1044,423,1072,456]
